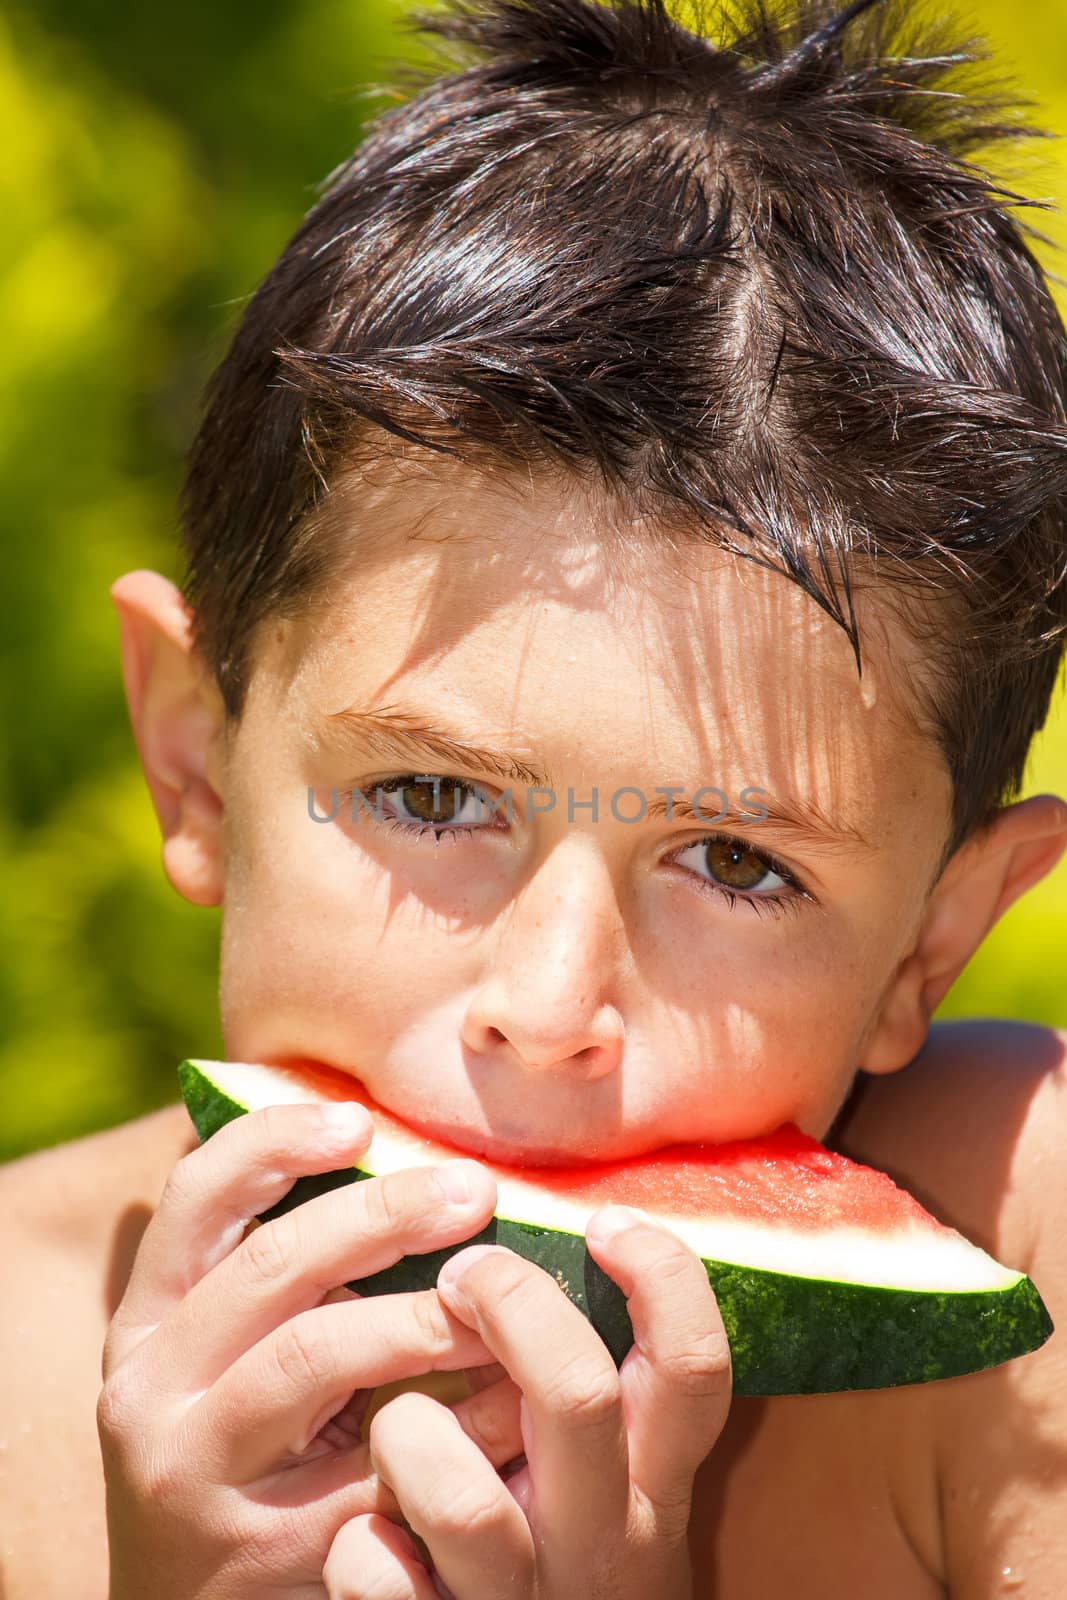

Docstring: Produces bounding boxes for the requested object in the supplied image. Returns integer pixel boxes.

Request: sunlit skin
[103,449,1067,1598]
[113,452,1067,1167]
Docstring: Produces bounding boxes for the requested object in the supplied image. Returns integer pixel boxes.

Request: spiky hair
[180,0,1067,868]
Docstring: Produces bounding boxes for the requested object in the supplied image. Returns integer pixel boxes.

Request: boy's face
[195,459,959,1164]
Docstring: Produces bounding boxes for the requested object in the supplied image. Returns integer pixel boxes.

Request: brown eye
[704,837,773,891]
[395,778,468,824]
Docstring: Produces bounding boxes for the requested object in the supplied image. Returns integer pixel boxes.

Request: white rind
[192,1059,1021,1294]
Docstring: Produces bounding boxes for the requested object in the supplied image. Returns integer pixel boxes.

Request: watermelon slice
[177,1056,1052,1396]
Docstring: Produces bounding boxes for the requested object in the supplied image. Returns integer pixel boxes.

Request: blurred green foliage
[2,0,1065,1162]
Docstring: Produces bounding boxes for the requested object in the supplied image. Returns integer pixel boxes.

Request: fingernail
[434,1160,482,1205]
[586,1204,657,1242]
[438,1244,503,1289]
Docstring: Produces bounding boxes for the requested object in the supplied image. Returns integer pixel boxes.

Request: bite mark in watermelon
[177,1056,1053,1396]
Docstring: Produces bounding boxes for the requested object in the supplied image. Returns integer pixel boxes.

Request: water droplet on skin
[1001,1568,1023,1590]
[859,665,878,709]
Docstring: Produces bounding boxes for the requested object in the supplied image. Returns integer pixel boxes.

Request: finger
[448,1371,525,1474]
[368,1391,535,1599]
[585,1205,732,1530]
[133,1154,497,1395]
[104,1100,376,1372]
[300,1287,370,1449]
[184,1290,499,1483]
[323,1512,439,1600]
[462,1360,507,1394]
[240,1369,527,1544]
[435,1244,629,1579]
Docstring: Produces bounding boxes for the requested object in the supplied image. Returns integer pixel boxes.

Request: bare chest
[688,1383,947,1598]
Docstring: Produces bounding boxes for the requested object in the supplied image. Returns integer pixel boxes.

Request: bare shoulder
[833,1019,1067,1599]
[0,1100,197,1254]
[0,1103,196,1598]
[833,1017,1066,1260]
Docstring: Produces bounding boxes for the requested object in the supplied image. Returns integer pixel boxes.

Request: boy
[3,0,1067,1592]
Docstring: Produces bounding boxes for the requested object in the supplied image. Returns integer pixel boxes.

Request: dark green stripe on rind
[177,1064,1055,1397]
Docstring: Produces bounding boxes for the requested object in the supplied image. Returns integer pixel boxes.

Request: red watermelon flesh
[177,1055,1054,1394]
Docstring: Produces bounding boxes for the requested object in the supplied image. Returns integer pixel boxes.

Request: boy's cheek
[215,799,905,1148]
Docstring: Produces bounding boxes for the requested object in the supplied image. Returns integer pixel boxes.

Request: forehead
[254,451,949,851]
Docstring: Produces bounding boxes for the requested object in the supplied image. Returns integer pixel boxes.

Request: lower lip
[409,1118,612,1170]
[274,1055,615,1168]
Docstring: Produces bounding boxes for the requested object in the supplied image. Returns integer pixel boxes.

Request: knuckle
[544,1353,620,1423]
[137,1439,185,1505]
[383,1164,440,1233]
[253,1101,306,1155]
[161,1150,203,1209]
[364,1169,409,1236]
[241,1216,291,1288]
[644,1246,695,1294]
[96,1373,135,1438]
[96,1375,171,1500]
[632,1477,694,1541]
[411,1288,452,1354]
[490,1259,542,1318]
[271,1312,333,1395]
[660,1328,733,1396]
[464,1378,522,1455]
[418,1470,508,1543]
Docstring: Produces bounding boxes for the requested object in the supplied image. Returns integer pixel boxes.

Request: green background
[2,0,1065,1163]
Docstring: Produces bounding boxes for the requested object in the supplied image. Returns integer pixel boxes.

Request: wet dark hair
[178,0,1067,874]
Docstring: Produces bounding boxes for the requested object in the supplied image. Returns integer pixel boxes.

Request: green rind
[178,1057,252,1152]
[178,1061,1055,1397]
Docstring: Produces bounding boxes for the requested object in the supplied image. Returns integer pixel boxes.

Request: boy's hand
[323,1209,732,1600]
[96,1099,508,1598]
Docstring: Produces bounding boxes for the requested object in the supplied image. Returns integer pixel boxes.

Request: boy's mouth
[388,1103,614,1170]
[271,1054,628,1168]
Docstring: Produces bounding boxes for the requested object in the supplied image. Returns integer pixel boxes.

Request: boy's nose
[461,972,625,1079]
[458,837,627,1079]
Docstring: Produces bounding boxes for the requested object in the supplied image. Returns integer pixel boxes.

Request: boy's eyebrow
[314,702,875,853]
[317,702,549,788]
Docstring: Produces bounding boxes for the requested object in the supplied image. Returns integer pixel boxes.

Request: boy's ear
[860,792,1067,1077]
[110,569,227,908]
